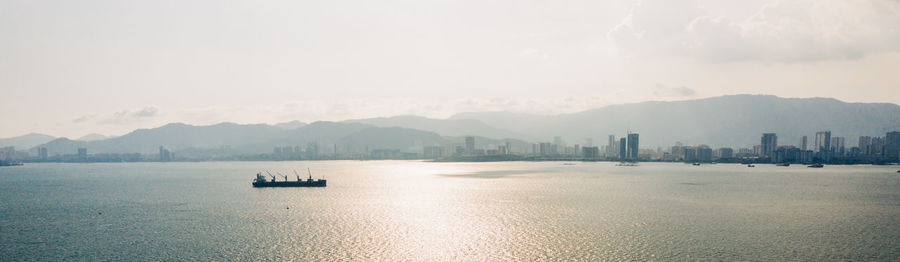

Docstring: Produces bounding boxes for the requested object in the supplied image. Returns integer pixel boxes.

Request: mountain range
[3,95,898,156]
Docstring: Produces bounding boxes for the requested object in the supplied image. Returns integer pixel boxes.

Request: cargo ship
[252,169,326,187]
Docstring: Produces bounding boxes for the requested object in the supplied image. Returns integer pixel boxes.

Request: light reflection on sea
[1,161,899,260]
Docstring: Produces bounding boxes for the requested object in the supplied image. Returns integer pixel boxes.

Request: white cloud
[652,84,697,97]
[79,106,160,125]
[609,0,900,62]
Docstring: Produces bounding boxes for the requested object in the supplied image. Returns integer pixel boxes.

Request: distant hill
[273,120,307,130]
[25,95,900,156]
[0,133,56,149]
[450,95,900,148]
[31,121,449,156]
[344,115,529,140]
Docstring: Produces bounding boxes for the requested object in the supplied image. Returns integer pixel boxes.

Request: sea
[1,161,899,261]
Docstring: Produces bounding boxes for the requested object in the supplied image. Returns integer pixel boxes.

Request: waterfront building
[627,133,639,160]
[39,147,48,160]
[465,136,475,154]
[815,131,831,152]
[885,131,900,162]
[717,147,733,159]
[619,138,627,159]
[830,137,846,156]
[607,135,616,157]
[859,136,872,155]
[697,145,712,162]
[582,146,599,159]
[761,133,777,159]
[683,147,697,162]
[539,142,552,156]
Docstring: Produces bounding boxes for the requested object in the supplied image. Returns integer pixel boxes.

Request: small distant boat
[563,163,576,166]
[776,163,790,167]
[616,162,638,167]
[747,164,755,167]
[252,169,326,187]
[692,162,701,166]
[807,164,824,168]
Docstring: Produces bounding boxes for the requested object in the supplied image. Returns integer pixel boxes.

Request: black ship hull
[252,180,326,187]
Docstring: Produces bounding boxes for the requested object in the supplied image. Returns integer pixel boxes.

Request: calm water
[1,161,899,261]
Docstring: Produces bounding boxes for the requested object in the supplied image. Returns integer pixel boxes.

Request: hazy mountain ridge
[451,95,900,147]
[344,115,529,140]
[20,95,900,156]
[30,121,449,156]
[0,133,56,149]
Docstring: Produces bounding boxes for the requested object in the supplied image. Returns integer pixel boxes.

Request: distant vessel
[616,162,638,167]
[692,162,701,166]
[253,169,326,187]
[747,164,755,167]
[0,161,23,167]
[808,164,824,168]
[776,163,790,167]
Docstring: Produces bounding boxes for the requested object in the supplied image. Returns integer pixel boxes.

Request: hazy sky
[2,0,899,138]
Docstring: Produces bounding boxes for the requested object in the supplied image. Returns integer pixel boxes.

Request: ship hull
[252,181,326,187]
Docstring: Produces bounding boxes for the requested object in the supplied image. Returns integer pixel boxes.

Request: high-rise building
[697,145,713,162]
[717,147,733,159]
[607,135,616,157]
[619,138,627,159]
[39,147,48,160]
[465,136,475,154]
[1,146,15,161]
[582,146,599,159]
[859,136,873,155]
[872,137,885,155]
[77,148,87,159]
[683,147,697,162]
[159,146,171,161]
[885,131,900,162]
[761,133,777,158]
[539,142,552,156]
[627,133,639,160]
[830,137,845,155]
[815,131,831,152]
[306,142,319,159]
[423,146,444,159]
[553,136,566,148]
[800,136,808,151]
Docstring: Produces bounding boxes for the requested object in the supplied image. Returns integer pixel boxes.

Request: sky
[1,0,899,138]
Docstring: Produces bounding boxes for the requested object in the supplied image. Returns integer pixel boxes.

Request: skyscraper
[627,133,639,160]
[830,137,845,155]
[859,136,873,155]
[815,131,831,152]
[800,136,808,151]
[465,136,475,154]
[619,138,627,159]
[607,135,616,157]
[761,133,777,158]
[885,131,900,162]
